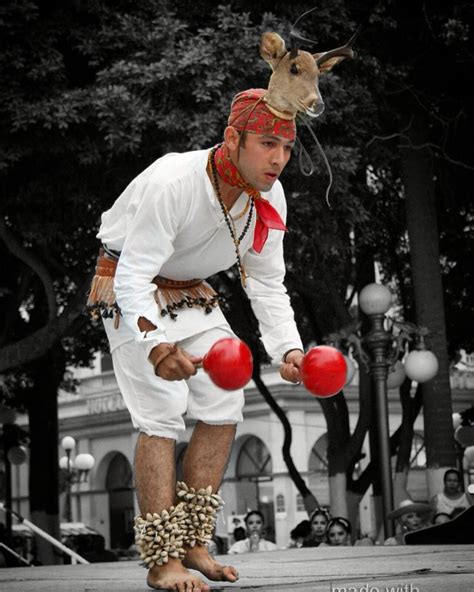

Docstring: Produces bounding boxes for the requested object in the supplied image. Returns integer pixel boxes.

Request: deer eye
[290,63,299,75]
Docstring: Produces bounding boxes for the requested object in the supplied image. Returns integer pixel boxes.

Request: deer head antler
[289,6,319,58]
[316,28,360,67]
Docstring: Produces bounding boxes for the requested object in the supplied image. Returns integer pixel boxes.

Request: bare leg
[181,422,239,583]
[134,433,210,591]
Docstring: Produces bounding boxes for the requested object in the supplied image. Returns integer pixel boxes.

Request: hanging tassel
[86,251,121,324]
[154,279,219,320]
[86,248,219,325]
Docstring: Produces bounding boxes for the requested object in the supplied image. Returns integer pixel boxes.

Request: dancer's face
[444,473,461,494]
[327,524,349,546]
[246,514,263,535]
[226,128,294,192]
[311,515,328,537]
[402,512,422,531]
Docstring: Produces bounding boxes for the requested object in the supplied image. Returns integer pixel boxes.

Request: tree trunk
[329,473,348,517]
[252,371,319,514]
[216,272,320,515]
[401,112,457,496]
[319,393,351,518]
[28,349,64,565]
[393,380,418,504]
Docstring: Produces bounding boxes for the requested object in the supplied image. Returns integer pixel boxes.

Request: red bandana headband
[228,88,296,140]
[213,89,295,253]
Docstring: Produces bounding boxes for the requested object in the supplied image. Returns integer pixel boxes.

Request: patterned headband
[327,517,352,534]
[228,88,296,140]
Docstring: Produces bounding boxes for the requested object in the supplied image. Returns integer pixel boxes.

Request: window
[296,493,305,512]
[276,494,285,513]
[308,434,328,472]
[236,436,272,478]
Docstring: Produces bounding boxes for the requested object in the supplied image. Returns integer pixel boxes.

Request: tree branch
[0,272,93,372]
[367,132,474,171]
[0,219,57,322]
[0,269,32,347]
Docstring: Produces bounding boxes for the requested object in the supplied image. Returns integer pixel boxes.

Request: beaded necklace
[208,146,254,286]
[231,197,251,221]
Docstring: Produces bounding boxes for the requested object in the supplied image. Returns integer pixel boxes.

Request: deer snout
[306,98,325,118]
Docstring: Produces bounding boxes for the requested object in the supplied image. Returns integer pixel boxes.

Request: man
[89,88,305,591]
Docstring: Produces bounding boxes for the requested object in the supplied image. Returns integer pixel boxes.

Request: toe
[226,565,239,581]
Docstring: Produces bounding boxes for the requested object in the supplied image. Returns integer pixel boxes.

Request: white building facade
[8,354,474,550]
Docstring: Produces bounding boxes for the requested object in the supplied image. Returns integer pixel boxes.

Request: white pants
[111,324,245,439]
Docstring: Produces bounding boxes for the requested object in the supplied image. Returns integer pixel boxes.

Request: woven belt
[86,248,219,324]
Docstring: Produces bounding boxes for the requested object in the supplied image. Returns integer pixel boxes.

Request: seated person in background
[319,517,352,547]
[433,512,452,525]
[302,508,331,547]
[227,510,277,554]
[404,505,474,545]
[288,520,311,548]
[384,499,432,545]
[232,526,246,542]
[431,469,472,517]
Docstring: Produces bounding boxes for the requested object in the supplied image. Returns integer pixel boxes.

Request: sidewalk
[0,545,473,592]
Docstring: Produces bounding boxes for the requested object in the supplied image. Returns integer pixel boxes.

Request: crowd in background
[2,469,472,565]
[223,469,473,554]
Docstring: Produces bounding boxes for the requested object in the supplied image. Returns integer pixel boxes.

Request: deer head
[260,31,356,120]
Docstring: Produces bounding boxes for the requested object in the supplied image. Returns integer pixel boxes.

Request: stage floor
[0,545,473,592]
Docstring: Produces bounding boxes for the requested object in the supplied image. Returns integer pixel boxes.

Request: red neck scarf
[213,143,287,253]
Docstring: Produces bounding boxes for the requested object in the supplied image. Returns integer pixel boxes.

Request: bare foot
[183,544,239,583]
[146,558,210,591]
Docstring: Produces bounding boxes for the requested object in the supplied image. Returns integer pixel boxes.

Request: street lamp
[359,283,395,538]
[359,282,438,538]
[59,436,95,522]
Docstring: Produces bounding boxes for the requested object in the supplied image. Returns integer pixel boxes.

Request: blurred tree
[0,0,270,560]
[363,0,474,498]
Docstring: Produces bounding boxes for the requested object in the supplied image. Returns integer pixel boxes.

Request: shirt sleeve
[243,187,303,363]
[113,179,183,343]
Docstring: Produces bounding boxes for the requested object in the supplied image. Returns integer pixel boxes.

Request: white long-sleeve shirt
[97,148,303,362]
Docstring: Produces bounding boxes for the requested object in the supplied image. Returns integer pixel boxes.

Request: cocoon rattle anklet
[134,503,186,568]
[176,481,224,547]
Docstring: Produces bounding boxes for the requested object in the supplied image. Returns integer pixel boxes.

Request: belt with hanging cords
[86,246,219,327]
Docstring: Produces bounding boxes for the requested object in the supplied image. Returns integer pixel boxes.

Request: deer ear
[260,32,287,71]
[313,52,348,75]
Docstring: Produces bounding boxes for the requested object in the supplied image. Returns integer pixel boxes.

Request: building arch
[307,433,330,506]
[95,450,123,491]
[105,452,134,549]
[307,433,366,507]
[233,435,275,541]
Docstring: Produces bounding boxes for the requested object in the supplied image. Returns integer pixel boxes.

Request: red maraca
[202,338,253,390]
[300,345,347,397]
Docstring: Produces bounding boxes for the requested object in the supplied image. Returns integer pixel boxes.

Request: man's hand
[280,349,304,384]
[149,343,202,381]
